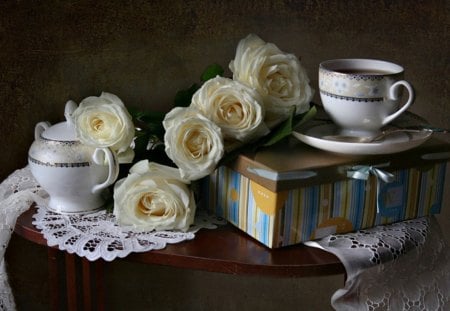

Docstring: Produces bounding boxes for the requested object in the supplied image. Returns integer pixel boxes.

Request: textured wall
[2,0,449,310]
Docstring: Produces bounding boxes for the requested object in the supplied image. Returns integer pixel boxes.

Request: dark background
[2,1,449,310]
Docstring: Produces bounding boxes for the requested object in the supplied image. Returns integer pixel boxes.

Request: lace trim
[306,217,450,310]
[0,167,48,311]
[32,206,225,262]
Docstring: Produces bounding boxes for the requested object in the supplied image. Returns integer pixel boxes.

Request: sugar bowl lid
[38,100,78,142]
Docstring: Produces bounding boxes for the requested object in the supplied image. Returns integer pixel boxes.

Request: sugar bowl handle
[91,147,119,194]
[34,122,51,140]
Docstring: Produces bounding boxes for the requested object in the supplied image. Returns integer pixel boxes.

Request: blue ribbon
[347,162,395,213]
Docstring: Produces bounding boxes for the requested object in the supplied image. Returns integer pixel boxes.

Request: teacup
[319,58,415,137]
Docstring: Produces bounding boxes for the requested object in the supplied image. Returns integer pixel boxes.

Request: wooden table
[14,206,345,311]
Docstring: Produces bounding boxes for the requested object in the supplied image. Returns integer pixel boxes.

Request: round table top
[14,206,345,277]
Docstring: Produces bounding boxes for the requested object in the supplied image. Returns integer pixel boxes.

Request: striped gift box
[203,162,447,248]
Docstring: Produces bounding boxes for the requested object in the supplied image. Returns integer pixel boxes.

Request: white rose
[113,160,195,232]
[190,76,269,142]
[72,92,135,158]
[229,34,314,123]
[163,107,224,181]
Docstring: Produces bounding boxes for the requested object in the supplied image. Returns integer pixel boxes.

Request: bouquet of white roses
[163,34,315,180]
[69,34,315,232]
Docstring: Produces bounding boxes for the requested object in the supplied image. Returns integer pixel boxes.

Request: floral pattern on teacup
[319,68,402,99]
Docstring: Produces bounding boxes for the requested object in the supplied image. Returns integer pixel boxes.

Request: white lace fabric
[0,167,47,311]
[1,167,449,311]
[32,205,225,262]
[305,217,450,310]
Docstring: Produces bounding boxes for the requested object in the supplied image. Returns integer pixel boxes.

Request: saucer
[292,123,432,155]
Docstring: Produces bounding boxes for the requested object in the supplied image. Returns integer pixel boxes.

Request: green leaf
[292,104,317,129]
[128,108,166,138]
[133,110,166,123]
[174,83,200,107]
[262,105,317,147]
[200,63,224,82]
[127,106,144,119]
[261,107,296,147]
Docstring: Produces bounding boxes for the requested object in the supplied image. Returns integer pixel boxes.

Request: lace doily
[32,206,225,262]
[306,217,450,310]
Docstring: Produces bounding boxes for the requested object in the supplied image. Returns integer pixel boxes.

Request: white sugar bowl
[28,100,119,214]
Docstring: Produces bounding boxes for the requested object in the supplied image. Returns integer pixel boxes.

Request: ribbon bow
[347,162,395,213]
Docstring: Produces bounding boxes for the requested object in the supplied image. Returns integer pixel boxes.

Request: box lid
[228,133,450,192]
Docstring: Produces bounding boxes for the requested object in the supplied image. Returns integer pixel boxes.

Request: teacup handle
[91,147,119,194]
[382,80,415,125]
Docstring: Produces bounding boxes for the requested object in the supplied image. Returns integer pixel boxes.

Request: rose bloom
[113,160,195,232]
[190,76,269,142]
[163,107,224,181]
[229,34,314,123]
[71,92,135,162]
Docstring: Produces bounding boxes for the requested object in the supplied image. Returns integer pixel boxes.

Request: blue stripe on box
[230,170,239,223]
[376,169,408,223]
[302,187,310,240]
[227,170,232,221]
[306,186,319,240]
[398,170,408,220]
[226,169,232,222]
[352,179,365,229]
[348,180,356,225]
[347,180,353,222]
[430,163,446,213]
[284,192,294,245]
[300,189,309,240]
[262,210,269,245]
[398,170,408,221]
[247,183,255,235]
